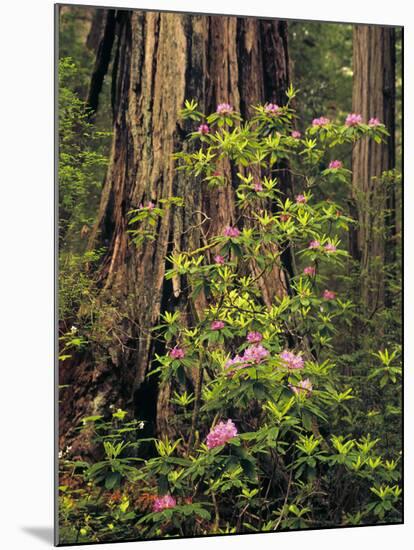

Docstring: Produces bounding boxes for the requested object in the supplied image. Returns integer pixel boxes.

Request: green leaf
[105,471,121,490]
[82,415,103,423]
[240,459,257,480]
[157,475,169,495]
[253,382,267,400]
[195,508,211,520]
[301,410,313,432]
[176,365,186,386]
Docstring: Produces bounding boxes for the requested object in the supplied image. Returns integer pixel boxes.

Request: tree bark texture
[60,9,291,452]
[351,25,395,310]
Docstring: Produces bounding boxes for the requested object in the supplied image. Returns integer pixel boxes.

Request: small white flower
[70,326,77,333]
[58,450,63,459]
[139,421,145,429]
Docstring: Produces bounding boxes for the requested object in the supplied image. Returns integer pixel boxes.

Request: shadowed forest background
[57,5,402,545]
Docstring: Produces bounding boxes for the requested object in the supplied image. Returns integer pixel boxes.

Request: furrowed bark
[351,25,396,311]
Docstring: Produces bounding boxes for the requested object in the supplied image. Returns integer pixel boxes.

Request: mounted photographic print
[56,3,403,545]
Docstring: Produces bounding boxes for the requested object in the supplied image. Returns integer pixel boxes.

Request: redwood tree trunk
[60,9,291,452]
[351,25,395,311]
[86,8,107,52]
[85,9,116,115]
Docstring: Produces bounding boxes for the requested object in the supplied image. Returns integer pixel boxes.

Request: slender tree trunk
[85,9,116,115]
[59,10,291,453]
[86,8,107,52]
[351,25,395,311]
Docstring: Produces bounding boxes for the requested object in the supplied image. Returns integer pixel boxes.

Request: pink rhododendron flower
[225,354,245,369]
[198,123,210,134]
[345,113,362,126]
[312,116,330,127]
[280,214,291,223]
[308,240,321,249]
[217,103,233,115]
[140,201,155,210]
[323,289,336,300]
[247,331,263,344]
[295,194,307,204]
[264,103,280,115]
[206,419,238,449]
[211,320,225,330]
[303,266,316,276]
[279,350,304,370]
[224,342,269,376]
[152,495,177,512]
[169,347,185,359]
[291,130,301,139]
[254,181,263,192]
[223,226,240,238]
[324,243,337,253]
[291,378,313,397]
[224,354,246,376]
[329,160,343,169]
[243,344,269,364]
[214,254,225,265]
[368,117,381,126]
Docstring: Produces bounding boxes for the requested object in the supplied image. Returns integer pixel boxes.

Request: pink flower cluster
[254,181,263,192]
[198,123,210,134]
[324,243,337,253]
[170,346,185,359]
[223,226,241,238]
[345,113,362,126]
[312,116,330,127]
[217,103,233,115]
[224,354,246,375]
[206,419,238,449]
[244,344,269,364]
[225,344,270,372]
[225,340,269,376]
[152,495,177,512]
[295,194,307,204]
[291,130,301,139]
[303,266,316,276]
[247,331,263,344]
[214,254,225,265]
[264,103,280,115]
[329,160,343,169]
[323,289,336,300]
[309,241,337,253]
[291,378,313,397]
[368,117,381,126]
[140,201,155,210]
[279,350,304,370]
[211,320,225,330]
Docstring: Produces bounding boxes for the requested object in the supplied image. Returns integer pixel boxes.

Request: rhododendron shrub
[123,90,401,537]
[60,90,401,542]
